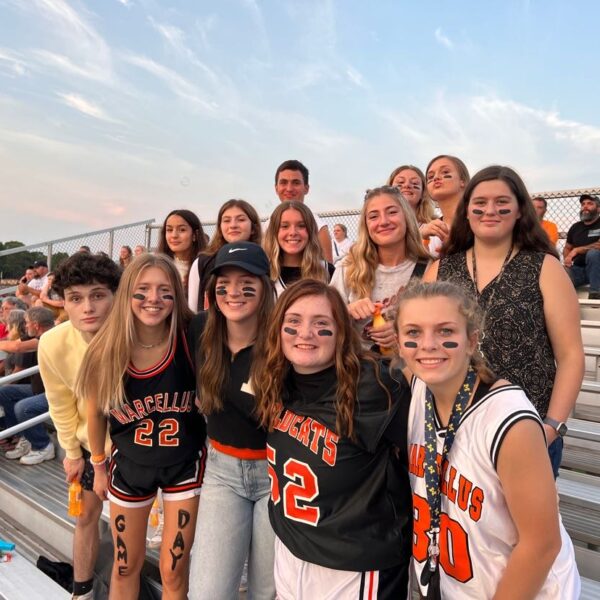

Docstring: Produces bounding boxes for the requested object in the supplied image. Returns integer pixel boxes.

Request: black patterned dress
[438,250,555,418]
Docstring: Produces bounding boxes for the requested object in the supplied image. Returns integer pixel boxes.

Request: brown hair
[204,199,262,255]
[386,164,436,224]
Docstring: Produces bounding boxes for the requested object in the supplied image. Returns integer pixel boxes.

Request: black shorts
[107,446,206,507]
[80,448,97,492]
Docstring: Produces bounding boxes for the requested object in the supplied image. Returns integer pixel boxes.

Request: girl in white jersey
[394,281,579,599]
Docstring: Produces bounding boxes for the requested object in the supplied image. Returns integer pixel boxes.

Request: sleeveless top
[438,250,555,418]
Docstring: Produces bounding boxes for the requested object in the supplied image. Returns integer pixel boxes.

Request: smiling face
[281,294,337,374]
[63,283,115,341]
[275,169,309,202]
[365,193,407,248]
[426,158,465,203]
[131,266,174,329]
[165,214,195,257]
[397,296,475,390]
[467,179,521,243]
[277,208,309,260]
[392,168,424,210]
[332,225,346,242]
[215,267,263,324]
[220,207,253,243]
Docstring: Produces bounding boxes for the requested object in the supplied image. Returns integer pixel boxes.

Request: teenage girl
[395,280,580,599]
[119,246,133,269]
[330,185,430,353]
[254,279,412,600]
[157,209,206,294]
[188,241,276,600]
[188,199,262,312]
[263,201,334,296]
[425,155,470,256]
[77,254,206,600]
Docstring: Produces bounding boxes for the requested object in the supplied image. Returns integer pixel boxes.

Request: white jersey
[408,378,580,599]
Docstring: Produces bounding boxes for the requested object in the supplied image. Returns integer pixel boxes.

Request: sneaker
[147,513,164,548]
[5,437,31,460]
[0,435,19,452]
[20,442,55,465]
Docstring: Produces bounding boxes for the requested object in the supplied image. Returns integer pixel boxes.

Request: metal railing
[0,365,51,440]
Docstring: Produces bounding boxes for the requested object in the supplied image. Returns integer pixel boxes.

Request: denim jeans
[548,436,563,480]
[189,442,275,600]
[567,248,600,292]
[15,393,50,449]
[0,384,33,429]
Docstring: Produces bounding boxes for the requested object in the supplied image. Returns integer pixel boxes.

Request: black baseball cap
[33,260,48,268]
[210,242,270,276]
[579,194,600,205]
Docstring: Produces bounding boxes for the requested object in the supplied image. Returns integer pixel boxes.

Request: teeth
[296,344,316,349]
[419,358,444,364]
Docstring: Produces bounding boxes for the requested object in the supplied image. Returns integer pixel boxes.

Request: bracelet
[90,454,106,466]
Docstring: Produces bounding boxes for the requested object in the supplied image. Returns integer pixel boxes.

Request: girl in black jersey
[77,254,206,600]
[254,279,412,600]
[188,242,276,600]
[263,202,334,297]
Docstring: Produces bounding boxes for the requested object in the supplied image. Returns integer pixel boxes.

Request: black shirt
[567,218,600,266]
[267,359,412,572]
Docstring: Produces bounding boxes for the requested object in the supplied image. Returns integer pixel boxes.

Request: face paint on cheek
[403,341,418,348]
[132,293,146,301]
[162,294,174,301]
[442,174,453,179]
[242,286,257,297]
[283,327,298,336]
[471,209,485,215]
[317,329,333,337]
[216,286,227,296]
[498,209,512,215]
[442,341,459,348]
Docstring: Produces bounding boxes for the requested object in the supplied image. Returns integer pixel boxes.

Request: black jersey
[109,332,206,467]
[188,312,267,458]
[267,360,412,572]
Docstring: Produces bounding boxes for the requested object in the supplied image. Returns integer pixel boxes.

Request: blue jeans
[15,393,50,449]
[548,436,563,480]
[189,442,275,600]
[0,384,33,429]
[567,249,600,292]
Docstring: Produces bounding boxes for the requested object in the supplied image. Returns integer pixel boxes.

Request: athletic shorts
[274,536,409,600]
[80,448,97,492]
[107,446,206,508]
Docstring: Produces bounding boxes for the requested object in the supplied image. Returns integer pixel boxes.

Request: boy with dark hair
[38,252,121,600]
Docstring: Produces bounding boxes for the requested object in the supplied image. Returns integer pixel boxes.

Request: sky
[1,0,599,245]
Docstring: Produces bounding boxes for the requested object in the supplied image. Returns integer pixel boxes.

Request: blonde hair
[343,186,430,298]
[386,164,436,225]
[263,202,329,283]
[76,254,193,413]
[394,280,495,383]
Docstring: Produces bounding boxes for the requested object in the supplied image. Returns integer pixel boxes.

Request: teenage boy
[38,252,121,600]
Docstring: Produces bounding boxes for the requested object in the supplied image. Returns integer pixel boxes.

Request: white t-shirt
[331,237,353,265]
[330,259,417,348]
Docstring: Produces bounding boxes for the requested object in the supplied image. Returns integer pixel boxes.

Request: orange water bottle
[149,497,160,528]
[372,306,394,356]
[68,480,83,517]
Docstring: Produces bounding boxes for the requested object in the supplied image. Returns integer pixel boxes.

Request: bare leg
[73,489,103,581]
[160,495,199,600]
[108,500,152,600]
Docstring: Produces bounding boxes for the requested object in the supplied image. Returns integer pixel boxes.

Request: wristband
[90,453,106,466]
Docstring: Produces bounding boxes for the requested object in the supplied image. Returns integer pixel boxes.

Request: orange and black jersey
[267,360,413,572]
[188,312,267,459]
[108,332,206,467]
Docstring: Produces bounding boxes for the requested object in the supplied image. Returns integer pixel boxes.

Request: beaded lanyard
[421,366,477,592]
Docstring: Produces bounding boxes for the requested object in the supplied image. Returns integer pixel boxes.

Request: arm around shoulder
[422,259,440,282]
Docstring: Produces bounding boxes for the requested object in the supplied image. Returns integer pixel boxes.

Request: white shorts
[274,536,408,600]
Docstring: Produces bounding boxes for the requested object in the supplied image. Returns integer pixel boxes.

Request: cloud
[0,49,28,77]
[56,92,119,122]
[434,27,454,49]
[116,0,132,5]
[345,66,367,89]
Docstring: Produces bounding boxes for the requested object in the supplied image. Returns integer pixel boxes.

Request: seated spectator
[1,307,56,464]
[331,223,353,265]
[38,272,66,322]
[78,245,91,253]
[532,196,559,246]
[119,245,133,268]
[133,244,146,257]
[15,266,36,307]
[17,260,49,300]
[564,194,600,299]
[4,309,27,375]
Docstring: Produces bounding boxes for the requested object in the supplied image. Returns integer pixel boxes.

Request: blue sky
[1,0,599,244]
